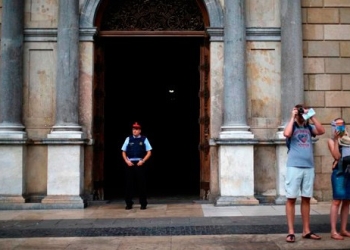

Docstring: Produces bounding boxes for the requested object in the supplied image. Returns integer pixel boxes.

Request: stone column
[43,0,85,208]
[0,0,27,203]
[275,0,303,204]
[280,0,304,124]
[216,0,257,206]
[53,0,81,132]
[0,0,25,132]
[219,0,251,137]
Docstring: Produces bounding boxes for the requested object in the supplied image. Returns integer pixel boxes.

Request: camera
[336,125,345,136]
[297,107,304,115]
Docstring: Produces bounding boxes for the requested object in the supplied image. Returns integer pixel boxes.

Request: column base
[275,195,286,205]
[42,195,84,204]
[0,195,26,203]
[219,130,254,139]
[215,196,259,206]
[0,142,26,198]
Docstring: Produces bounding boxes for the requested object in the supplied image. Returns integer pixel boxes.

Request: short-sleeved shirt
[121,135,152,161]
[287,125,315,168]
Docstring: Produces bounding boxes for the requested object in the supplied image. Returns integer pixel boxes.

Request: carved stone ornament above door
[101,0,204,31]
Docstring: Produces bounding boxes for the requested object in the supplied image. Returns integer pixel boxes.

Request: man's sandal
[286,234,295,243]
[302,232,321,240]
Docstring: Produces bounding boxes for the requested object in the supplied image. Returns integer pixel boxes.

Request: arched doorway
[93,0,210,201]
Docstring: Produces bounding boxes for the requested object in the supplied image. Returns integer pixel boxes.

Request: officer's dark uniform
[125,136,148,208]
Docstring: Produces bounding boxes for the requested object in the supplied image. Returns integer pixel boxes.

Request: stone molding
[24,28,97,42]
[246,27,281,41]
[206,27,223,42]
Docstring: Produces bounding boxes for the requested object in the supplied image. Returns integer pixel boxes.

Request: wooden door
[92,38,105,200]
[199,40,210,199]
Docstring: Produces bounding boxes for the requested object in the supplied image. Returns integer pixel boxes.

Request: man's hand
[126,159,133,167]
[292,107,298,118]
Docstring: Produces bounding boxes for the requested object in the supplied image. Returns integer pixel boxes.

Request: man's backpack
[286,122,314,153]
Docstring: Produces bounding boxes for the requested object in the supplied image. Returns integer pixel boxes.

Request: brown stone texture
[314,173,331,190]
[315,138,331,157]
[340,8,350,23]
[313,155,323,173]
[324,0,350,7]
[314,107,341,124]
[341,107,350,120]
[253,146,276,195]
[303,58,325,74]
[304,90,325,107]
[340,41,350,56]
[326,91,350,106]
[325,58,350,73]
[307,8,339,24]
[302,0,324,7]
[302,24,324,40]
[325,25,350,40]
[308,74,342,90]
[305,41,339,57]
[26,145,47,196]
[342,75,350,90]
[321,155,333,174]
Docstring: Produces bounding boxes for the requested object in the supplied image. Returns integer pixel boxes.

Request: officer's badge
[139,142,143,146]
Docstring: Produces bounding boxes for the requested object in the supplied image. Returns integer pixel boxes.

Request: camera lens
[297,107,304,115]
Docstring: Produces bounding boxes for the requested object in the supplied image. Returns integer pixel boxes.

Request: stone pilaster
[219,0,252,138]
[216,0,257,206]
[275,0,304,204]
[44,0,85,207]
[0,0,26,203]
[52,0,81,133]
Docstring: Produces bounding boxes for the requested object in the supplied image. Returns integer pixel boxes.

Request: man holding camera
[283,104,325,243]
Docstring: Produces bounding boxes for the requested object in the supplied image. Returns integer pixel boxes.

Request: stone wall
[302,0,350,201]
[0,0,349,203]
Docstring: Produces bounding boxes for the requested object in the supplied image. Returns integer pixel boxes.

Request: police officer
[121,122,152,210]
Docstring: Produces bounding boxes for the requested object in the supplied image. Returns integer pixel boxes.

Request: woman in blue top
[328,118,350,240]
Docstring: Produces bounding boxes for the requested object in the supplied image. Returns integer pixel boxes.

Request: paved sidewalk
[0,201,349,249]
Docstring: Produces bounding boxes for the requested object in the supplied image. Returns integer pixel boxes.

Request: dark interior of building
[103,37,202,200]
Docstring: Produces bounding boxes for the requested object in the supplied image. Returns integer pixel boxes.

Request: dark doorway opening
[103,37,201,200]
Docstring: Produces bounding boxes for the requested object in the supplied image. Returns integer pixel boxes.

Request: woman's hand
[334,130,342,139]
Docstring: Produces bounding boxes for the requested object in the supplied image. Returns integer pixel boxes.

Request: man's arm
[283,108,297,138]
[310,116,325,136]
[122,151,133,166]
[142,151,151,162]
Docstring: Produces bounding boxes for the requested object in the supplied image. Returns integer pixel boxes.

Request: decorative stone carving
[101,0,204,31]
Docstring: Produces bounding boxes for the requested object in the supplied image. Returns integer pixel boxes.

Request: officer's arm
[142,151,151,162]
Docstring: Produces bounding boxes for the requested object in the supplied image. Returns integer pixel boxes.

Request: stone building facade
[0,0,349,209]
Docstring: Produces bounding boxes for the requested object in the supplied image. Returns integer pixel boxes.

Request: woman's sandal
[331,233,344,240]
[286,234,295,243]
[340,231,350,237]
[302,232,321,240]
